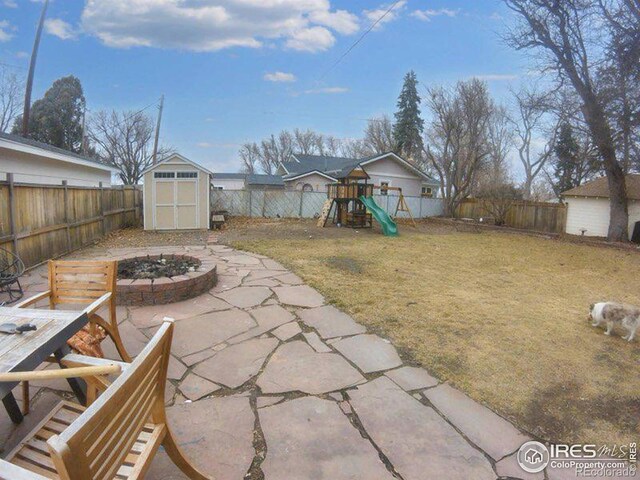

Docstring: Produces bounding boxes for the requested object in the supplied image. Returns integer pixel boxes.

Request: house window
[177,171,198,178]
[380,181,389,196]
[422,186,433,198]
[154,171,175,178]
[302,183,313,192]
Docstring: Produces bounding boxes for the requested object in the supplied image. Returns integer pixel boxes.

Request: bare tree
[363,115,395,155]
[475,105,513,194]
[90,110,171,185]
[239,143,260,174]
[258,132,293,174]
[0,69,23,133]
[424,79,494,217]
[339,138,370,159]
[477,182,522,226]
[509,87,558,199]
[504,0,630,241]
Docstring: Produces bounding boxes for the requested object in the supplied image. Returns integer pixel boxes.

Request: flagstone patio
[1,244,548,480]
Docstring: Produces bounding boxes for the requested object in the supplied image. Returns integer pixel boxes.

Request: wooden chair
[14,260,132,414]
[0,321,211,480]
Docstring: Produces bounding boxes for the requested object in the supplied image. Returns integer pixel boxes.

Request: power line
[318,0,404,81]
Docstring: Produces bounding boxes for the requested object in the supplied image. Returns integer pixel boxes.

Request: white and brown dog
[590,302,640,342]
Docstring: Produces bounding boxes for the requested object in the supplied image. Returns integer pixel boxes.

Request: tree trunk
[580,98,629,241]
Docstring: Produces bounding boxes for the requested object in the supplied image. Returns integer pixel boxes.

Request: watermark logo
[517,441,550,473]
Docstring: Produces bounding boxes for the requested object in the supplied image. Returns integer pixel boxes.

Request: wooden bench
[0,321,211,480]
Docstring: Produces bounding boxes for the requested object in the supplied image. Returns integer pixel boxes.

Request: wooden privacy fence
[456,198,567,234]
[0,174,142,269]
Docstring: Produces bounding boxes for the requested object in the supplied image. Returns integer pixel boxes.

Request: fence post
[299,191,304,218]
[99,182,106,236]
[386,194,390,213]
[7,173,18,255]
[248,190,253,217]
[419,197,423,218]
[62,180,71,253]
[121,185,125,227]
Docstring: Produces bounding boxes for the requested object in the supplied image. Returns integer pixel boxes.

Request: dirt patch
[95,227,209,249]
[325,256,368,274]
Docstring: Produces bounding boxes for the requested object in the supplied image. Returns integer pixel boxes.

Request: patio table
[0,306,88,423]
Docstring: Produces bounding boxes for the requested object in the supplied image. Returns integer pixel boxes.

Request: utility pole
[22,0,49,137]
[81,105,87,155]
[152,94,164,165]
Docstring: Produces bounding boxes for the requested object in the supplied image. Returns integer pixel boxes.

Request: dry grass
[231,225,640,445]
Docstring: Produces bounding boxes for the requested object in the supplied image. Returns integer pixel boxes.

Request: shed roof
[562,174,640,200]
[141,153,213,175]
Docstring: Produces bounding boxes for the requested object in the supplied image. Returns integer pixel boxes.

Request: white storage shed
[143,154,212,230]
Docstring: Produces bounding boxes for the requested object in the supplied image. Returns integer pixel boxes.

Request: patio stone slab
[224,254,262,266]
[333,334,402,373]
[260,396,394,480]
[243,278,280,287]
[384,366,439,391]
[244,269,286,281]
[171,309,256,357]
[272,321,302,341]
[496,453,545,480]
[298,305,366,339]
[257,396,284,408]
[424,383,529,461]
[180,348,216,367]
[167,356,187,381]
[303,331,332,353]
[261,258,287,270]
[349,377,495,480]
[194,337,279,389]
[257,341,365,395]
[210,274,242,292]
[274,272,304,285]
[215,286,272,309]
[179,373,221,401]
[227,304,295,344]
[272,285,325,308]
[130,295,232,328]
[148,396,254,480]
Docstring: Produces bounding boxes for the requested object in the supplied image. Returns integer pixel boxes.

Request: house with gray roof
[276,152,440,197]
[211,172,284,190]
[0,131,115,186]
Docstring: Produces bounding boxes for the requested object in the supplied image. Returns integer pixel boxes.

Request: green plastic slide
[359,196,399,236]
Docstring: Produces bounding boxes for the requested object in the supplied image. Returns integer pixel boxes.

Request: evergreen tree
[393,70,424,163]
[13,75,86,153]
[553,122,580,194]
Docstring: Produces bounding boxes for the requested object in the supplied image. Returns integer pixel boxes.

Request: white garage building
[143,154,212,230]
[562,174,640,241]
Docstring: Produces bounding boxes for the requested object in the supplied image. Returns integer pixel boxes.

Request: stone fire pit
[116,253,217,306]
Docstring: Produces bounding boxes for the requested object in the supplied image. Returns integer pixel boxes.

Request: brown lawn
[226,219,640,446]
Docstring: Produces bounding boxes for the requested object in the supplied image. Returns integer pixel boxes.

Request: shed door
[154,180,176,230]
[176,180,198,229]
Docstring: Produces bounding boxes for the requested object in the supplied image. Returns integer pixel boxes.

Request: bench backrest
[48,261,117,308]
[46,321,173,479]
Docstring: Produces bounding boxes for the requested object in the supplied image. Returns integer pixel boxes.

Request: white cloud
[309,9,359,35]
[411,8,459,22]
[472,74,518,81]
[0,20,13,42]
[264,71,296,82]
[197,142,214,148]
[304,86,348,94]
[285,26,335,52]
[81,0,358,53]
[15,50,28,58]
[363,1,406,30]
[3,1,17,8]
[45,18,77,40]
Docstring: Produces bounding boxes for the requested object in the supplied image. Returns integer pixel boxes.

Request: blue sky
[0,0,530,175]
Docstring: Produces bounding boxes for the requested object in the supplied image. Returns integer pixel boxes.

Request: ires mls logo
[517,441,550,473]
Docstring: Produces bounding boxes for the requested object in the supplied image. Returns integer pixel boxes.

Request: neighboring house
[276,152,440,196]
[211,173,284,190]
[562,174,640,241]
[142,154,212,230]
[0,131,115,186]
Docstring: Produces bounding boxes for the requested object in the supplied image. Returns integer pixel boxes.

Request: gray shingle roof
[212,173,284,186]
[0,131,111,170]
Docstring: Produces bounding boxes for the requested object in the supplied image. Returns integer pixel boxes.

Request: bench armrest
[0,459,50,480]
[0,364,121,383]
[82,292,112,316]
[61,353,129,370]
[13,290,52,308]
